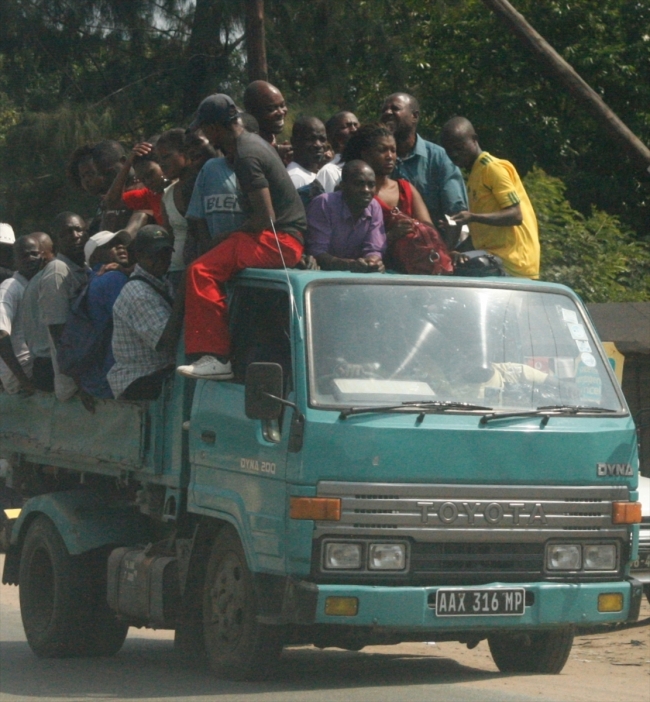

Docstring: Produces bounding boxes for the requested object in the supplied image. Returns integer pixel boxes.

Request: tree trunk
[481,0,650,173]
[182,0,225,117]
[245,0,268,82]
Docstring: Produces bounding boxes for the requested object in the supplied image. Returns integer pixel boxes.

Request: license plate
[435,588,525,617]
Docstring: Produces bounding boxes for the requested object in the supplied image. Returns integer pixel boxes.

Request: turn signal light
[612,501,642,524]
[290,497,341,521]
[598,592,623,612]
[325,597,358,616]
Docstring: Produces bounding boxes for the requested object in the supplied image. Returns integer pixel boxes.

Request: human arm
[276,141,293,166]
[0,332,34,393]
[315,253,383,273]
[187,217,214,255]
[48,324,65,347]
[435,147,469,216]
[241,187,276,234]
[156,274,185,354]
[451,203,523,228]
[121,211,149,240]
[360,201,387,272]
[411,187,433,224]
[103,142,152,210]
[160,199,172,235]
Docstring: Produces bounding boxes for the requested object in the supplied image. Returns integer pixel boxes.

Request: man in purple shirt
[306,160,386,272]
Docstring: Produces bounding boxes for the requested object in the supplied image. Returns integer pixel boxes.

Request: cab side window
[230,286,292,391]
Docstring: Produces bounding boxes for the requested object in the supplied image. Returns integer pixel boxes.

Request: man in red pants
[177,94,306,380]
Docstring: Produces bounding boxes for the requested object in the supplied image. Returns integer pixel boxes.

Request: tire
[488,626,574,674]
[202,526,283,680]
[18,515,127,658]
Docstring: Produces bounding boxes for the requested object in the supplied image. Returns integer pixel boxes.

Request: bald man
[380,92,467,225]
[306,161,386,272]
[286,116,327,188]
[440,117,540,278]
[243,81,288,145]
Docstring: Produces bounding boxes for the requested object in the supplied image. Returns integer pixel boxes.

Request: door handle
[201,430,216,445]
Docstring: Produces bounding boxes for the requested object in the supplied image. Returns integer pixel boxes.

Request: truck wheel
[488,626,574,674]
[202,526,283,680]
[19,515,127,658]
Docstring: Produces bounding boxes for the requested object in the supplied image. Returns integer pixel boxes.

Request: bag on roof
[388,209,454,275]
[453,249,506,277]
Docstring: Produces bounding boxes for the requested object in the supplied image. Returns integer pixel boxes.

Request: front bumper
[311,580,640,630]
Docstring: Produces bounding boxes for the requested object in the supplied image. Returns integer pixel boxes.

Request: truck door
[188,283,294,573]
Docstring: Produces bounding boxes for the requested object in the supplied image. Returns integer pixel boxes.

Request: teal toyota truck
[0,270,643,679]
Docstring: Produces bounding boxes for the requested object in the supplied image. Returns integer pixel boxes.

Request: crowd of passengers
[0,82,541,408]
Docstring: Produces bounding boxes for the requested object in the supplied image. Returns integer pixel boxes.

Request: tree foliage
[0,0,648,301]
[526,167,650,302]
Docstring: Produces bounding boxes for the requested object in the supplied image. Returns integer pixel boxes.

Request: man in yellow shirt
[440,117,540,278]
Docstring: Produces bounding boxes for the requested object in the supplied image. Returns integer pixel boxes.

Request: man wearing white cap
[77,230,131,398]
[0,223,16,285]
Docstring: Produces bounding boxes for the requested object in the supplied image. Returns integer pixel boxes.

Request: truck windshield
[306,282,624,413]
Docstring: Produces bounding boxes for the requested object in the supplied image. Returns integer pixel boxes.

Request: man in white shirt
[316,111,360,193]
[286,117,327,188]
[0,235,43,393]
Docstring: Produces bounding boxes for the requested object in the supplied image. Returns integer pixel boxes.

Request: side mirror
[245,363,284,420]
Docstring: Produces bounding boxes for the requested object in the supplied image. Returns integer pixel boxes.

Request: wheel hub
[207,551,245,647]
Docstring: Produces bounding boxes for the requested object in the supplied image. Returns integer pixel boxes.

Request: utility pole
[245,0,268,83]
[481,0,650,173]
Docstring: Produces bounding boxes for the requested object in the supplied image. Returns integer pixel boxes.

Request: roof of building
[587,302,650,354]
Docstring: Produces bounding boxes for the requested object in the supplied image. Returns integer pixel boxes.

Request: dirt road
[1,553,648,702]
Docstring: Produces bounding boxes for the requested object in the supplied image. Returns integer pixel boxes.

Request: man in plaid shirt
[108,225,185,400]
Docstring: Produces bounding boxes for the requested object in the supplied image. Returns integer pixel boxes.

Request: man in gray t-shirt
[39,212,89,401]
[178,93,306,381]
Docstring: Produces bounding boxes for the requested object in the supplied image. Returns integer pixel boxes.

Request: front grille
[411,542,544,579]
[315,481,631,543]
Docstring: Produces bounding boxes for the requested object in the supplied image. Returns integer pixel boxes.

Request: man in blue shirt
[185,156,245,255]
[380,92,468,227]
[81,230,131,398]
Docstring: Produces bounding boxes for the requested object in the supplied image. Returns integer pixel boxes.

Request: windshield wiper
[340,400,492,420]
[536,404,619,414]
[480,405,619,426]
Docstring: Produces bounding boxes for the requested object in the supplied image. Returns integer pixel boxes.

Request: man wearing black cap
[178,93,306,380]
[108,225,185,400]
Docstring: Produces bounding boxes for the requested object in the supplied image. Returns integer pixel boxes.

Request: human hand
[276,141,293,166]
[364,257,385,273]
[295,254,319,270]
[79,389,96,414]
[131,142,153,160]
[450,251,469,266]
[19,378,36,395]
[450,210,474,226]
[387,218,414,242]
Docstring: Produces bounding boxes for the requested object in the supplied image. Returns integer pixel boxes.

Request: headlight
[546,544,581,570]
[368,543,406,571]
[583,544,617,570]
[324,542,362,569]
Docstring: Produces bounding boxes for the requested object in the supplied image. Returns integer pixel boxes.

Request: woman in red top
[341,124,432,270]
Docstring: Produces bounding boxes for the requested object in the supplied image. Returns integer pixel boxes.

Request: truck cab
[1,270,643,678]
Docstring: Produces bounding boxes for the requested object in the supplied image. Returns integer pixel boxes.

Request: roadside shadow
[0,638,506,698]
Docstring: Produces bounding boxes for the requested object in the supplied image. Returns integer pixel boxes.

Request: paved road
[1,555,648,702]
